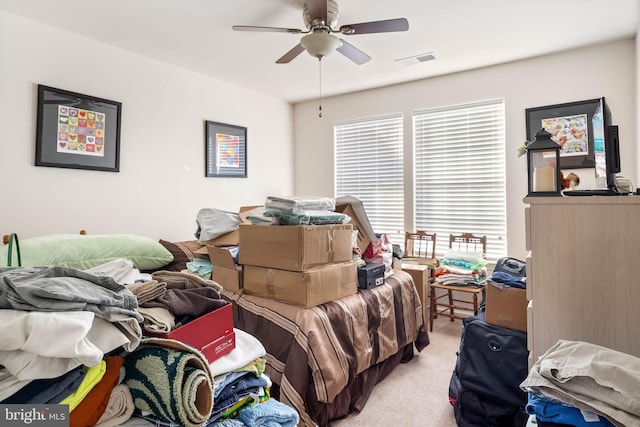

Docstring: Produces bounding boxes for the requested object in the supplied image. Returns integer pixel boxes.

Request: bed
[1,233,429,426]
[221,269,430,427]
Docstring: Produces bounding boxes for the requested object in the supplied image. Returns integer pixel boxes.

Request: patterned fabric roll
[124,339,213,427]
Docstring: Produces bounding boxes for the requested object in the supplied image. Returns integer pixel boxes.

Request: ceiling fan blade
[305,0,328,24]
[336,39,371,65]
[232,25,302,34]
[276,44,306,64]
[339,17,409,35]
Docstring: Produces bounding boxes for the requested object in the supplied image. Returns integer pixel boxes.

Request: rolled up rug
[124,338,213,427]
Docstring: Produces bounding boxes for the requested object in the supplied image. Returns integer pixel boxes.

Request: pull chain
[318,57,322,118]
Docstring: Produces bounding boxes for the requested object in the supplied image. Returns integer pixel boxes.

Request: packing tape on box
[328,231,335,262]
[266,268,275,297]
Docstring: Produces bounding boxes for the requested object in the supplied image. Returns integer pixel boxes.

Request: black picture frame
[525,98,602,169]
[35,84,122,172]
[205,121,247,178]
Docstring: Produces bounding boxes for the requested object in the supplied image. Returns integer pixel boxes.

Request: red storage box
[144,303,235,362]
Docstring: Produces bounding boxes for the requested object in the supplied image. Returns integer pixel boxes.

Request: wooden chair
[429,233,487,331]
[402,231,438,328]
[402,231,439,278]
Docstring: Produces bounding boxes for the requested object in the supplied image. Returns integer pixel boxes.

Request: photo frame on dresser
[525,98,602,169]
[35,84,122,172]
[205,120,247,178]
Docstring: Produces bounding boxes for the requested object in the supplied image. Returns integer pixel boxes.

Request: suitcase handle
[488,340,502,352]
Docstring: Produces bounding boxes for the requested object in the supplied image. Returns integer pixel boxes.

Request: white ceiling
[1,0,638,104]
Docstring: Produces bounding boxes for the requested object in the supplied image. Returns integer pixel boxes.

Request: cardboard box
[202,230,240,247]
[243,261,358,308]
[335,196,377,254]
[485,282,528,332]
[402,264,430,326]
[238,223,353,271]
[208,246,242,291]
[357,262,385,289]
[194,206,264,256]
[143,303,235,362]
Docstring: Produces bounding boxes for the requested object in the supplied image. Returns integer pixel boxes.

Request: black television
[592,97,621,191]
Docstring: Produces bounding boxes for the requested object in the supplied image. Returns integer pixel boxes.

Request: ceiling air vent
[395,52,436,66]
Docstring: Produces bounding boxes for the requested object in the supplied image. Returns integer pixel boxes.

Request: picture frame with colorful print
[35,84,122,172]
[205,120,247,178]
[525,98,602,169]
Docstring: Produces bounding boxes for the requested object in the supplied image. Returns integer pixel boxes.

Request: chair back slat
[405,231,437,259]
[449,233,487,258]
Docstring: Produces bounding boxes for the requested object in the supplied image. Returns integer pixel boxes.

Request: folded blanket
[151,270,222,292]
[209,328,266,377]
[85,258,142,285]
[0,310,101,380]
[126,280,167,305]
[137,306,175,334]
[124,338,213,427]
[94,383,135,427]
[236,398,300,427]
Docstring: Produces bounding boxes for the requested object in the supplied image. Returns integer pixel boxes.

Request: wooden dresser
[524,196,640,367]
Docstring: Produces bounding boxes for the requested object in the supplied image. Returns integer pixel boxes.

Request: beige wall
[0,11,295,241]
[292,38,637,261]
[1,9,636,256]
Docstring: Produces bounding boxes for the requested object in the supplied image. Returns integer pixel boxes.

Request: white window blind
[413,99,506,261]
[334,114,405,245]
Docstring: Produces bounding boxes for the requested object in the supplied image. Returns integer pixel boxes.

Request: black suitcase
[449,312,528,427]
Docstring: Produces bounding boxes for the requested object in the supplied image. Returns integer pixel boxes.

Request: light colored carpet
[330,317,463,427]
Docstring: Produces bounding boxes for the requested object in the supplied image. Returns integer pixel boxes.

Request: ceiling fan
[232,0,409,65]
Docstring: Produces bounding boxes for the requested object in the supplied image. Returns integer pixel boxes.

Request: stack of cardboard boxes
[209,222,357,308]
[238,223,357,307]
[207,198,386,308]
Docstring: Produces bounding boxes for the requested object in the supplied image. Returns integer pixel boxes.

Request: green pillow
[0,234,174,270]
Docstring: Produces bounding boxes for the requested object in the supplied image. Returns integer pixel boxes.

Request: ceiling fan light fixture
[301,32,340,59]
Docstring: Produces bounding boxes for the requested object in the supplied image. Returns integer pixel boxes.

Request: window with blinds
[413,99,506,261]
[334,114,405,245]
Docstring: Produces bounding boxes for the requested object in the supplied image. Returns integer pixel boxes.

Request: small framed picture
[525,98,603,169]
[205,121,247,178]
[35,84,122,172]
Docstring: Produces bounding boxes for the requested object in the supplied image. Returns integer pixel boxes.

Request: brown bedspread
[222,269,430,426]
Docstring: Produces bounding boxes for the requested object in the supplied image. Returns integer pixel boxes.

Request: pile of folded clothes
[433,250,487,286]
[521,339,640,427]
[259,196,350,226]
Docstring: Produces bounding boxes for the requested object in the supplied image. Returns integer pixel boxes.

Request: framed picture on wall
[525,98,603,169]
[205,120,247,178]
[35,84,122,172]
